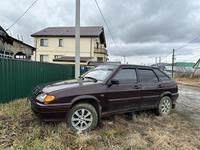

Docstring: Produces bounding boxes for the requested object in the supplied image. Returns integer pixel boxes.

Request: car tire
[157,96,172,116]
[67,103,98,132]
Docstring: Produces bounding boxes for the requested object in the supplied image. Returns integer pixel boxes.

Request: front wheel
[157,96,172,116]
[67,103,98,132]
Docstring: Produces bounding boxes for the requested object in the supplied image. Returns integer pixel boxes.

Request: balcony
[94,48,108,55]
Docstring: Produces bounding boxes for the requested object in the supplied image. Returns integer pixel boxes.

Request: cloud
[1,0,200,64]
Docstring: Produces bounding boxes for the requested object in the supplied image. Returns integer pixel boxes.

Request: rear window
[138,69,158,83]
[154,69,170,81]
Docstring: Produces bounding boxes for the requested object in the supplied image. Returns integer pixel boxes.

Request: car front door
[105,67,141,112]
[137,68,161,108]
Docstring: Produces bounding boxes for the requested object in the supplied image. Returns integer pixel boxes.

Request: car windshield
[82,65,117,81]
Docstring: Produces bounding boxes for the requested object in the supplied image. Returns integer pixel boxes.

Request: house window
[40,55,48,62]
[97,57,103,62]
[58,39,63,47]
[40,39,48,47]
[15,55,26,59]
[15,52,26,59]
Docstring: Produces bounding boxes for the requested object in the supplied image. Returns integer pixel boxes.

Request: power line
[162,51,173,62]
[175,34,200,51]
[93,0,118,49]
[94,0,128,64]
[6,0,39,31]
[93,0,128,64]
[179,54,200,62]
[162,36,200,62]
[176,47,200,55]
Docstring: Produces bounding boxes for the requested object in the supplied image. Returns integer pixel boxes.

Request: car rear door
[153,68,173,89]
[137,68,161,108]
[105,67,141,111]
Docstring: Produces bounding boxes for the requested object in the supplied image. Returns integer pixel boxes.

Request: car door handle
[158,84,163,88]
[132,85,140,89]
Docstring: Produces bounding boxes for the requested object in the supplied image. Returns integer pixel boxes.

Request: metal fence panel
[0,58,76,103]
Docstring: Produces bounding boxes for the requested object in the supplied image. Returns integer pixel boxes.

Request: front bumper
[28,97,71,121]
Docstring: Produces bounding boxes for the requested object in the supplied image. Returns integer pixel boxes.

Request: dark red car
[28,64,178,132]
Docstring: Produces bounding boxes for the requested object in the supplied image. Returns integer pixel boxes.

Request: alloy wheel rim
[71,108,93,131]
[161,98,171,113]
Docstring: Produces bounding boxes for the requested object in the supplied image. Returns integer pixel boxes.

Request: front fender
[71,95,102,118]
[71,95,100,104]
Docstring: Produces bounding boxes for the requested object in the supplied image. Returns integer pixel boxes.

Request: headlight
[44,95,56,104]
[36,93,55,104]
[36,93,47,102]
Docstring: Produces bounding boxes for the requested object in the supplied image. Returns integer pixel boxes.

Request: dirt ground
[176,84,200,126]
[175,77,200,87]
[0,85,200,150]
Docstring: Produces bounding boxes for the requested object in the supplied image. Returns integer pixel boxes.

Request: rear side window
[113,68,137,83]
[154,69,170,81]
[138,69,158,83]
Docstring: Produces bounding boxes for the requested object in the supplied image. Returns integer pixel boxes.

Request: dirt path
[176,84,200,126]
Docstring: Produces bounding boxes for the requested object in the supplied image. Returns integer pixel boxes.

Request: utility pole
[75,0,80,78]
[155,57,157,66]
[159,56,161,64]
[122,56,126,64]
[172,49,175,78]
[35,38,37,61]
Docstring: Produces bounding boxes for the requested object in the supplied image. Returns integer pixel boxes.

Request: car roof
[101,64,159,69]
[123,64,158,68]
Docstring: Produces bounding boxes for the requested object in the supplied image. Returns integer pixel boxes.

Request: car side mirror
[107,79,119,87]
[111,79,119,84]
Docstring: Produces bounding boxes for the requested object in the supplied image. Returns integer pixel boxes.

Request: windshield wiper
[84,77,98,82]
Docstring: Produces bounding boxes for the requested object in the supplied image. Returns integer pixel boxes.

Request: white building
[31,26,108,65]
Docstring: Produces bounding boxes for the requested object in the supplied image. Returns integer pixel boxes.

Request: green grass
[0,99,200,150]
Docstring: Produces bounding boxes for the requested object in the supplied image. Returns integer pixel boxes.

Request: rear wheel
[157,96,172,116]
[67,103,98,132]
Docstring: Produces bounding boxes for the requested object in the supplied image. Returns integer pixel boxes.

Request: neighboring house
[174,62,195,76]
[153,62,195,76]
[0,26,36,59]
[31,26,108,65]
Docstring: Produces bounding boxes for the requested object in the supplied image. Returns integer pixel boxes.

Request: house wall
[11,40,33,56]
[0,39,33,58]
[1,42,12,52]
[0,38,3,50]
[93,53,107,61]
[32,36,107,64]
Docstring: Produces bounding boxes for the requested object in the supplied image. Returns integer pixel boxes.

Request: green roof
[175,62,195,67]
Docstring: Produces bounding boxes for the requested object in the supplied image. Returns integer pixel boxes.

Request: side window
[113,68,137,83]
[154,69,170,81]
[138,69,158,83]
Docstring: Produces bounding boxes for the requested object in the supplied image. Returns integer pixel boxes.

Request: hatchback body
[28,65,178,132]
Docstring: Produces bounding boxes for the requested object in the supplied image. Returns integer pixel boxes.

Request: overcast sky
[1,0,200,64]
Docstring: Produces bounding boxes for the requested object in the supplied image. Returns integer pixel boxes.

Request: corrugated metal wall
[0,58,75,103]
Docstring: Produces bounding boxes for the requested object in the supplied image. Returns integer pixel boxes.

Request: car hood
[42,79,101,93]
